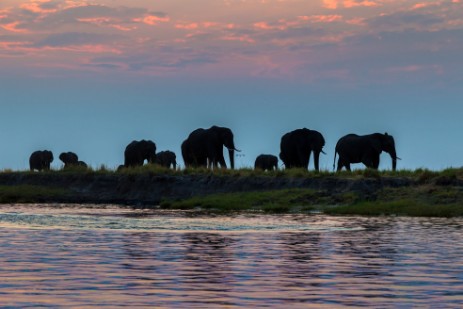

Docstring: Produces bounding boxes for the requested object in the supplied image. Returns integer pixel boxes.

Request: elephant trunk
[228,148,235,169]
[390,149,397,171]
[314,151,321,172]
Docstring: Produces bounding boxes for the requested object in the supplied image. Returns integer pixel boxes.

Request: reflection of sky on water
[0,204,365,232]
[0,204,462,307]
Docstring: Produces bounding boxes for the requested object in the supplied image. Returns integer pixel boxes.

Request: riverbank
[0,167,462,216]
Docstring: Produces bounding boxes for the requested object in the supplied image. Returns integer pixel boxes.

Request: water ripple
[0,204,462,307]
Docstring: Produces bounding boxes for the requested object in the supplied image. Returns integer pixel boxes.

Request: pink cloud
[20,0,58,14]
[77,18,137,31]
[386,65,444,75]
[323,0,338,9]
[410,2,440,10]
[324,0,380,9]
[202,22,218,28]
[175,23,199,30]
[135,15,170,26]
[222,35,255,44]
[254,22,274,30]
[298,15,343,23]
[343,0,379,8]
[346,17,366,26]
[1,22,28,33]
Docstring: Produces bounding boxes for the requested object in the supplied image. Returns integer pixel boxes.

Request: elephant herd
[28,125,399,172]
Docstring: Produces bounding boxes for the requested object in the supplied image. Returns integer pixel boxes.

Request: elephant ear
[371,139,382,154]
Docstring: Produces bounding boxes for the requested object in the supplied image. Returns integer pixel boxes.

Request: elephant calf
[254,154,278,171]
[29,150,54,171]
[155,150,177,169]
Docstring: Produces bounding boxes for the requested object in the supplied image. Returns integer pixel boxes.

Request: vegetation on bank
[0,166,463,217]
[0,185,69,203]
[160,186,463,217]
[4,164,463,180]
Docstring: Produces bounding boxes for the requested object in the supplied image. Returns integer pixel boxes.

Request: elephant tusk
[396,157,402,160]
[227,147,241,152]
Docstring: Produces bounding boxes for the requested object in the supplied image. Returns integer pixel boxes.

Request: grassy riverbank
[161,186,463,217]
[0,166,462,217]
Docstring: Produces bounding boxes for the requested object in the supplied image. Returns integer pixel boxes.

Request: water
[0,205,462,308]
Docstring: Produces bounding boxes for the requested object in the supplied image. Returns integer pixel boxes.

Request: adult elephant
[279,128,325,171]
[60,152,88,169]
[29,150,54,171]
[155,150,177,169]
[124,140,156,167]
[334,132,398,171]
[254,154,278,171]
[59,152,78,167]
[181,125,239,169]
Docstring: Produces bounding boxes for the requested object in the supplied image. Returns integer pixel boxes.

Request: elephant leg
[337,157,345,172]
[338,157,351,172]
[314,151,320,172]
[362,155,377,169]
[372,154,380,169]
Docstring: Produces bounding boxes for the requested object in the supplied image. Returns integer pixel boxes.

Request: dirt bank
[0,172,423,206]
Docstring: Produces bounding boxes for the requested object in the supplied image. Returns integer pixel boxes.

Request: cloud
[3,3,169,31]
[33,32,123,47]
[323,0,380,9]
[20,0,61,13]
[368,12,443,31]
[1,21,28,33]
[135,15,170,26]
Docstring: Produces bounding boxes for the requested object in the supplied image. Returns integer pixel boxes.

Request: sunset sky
[1,0,462,170]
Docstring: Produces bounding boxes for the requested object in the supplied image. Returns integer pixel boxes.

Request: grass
[7,165,463,183]
[160,189,321,213]
[1,166,463,216]
[0,185,69,203]
[161,184,463,217]
[326,200,463,217]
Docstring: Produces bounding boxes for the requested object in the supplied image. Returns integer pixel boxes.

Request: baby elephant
[254,154,278,171]
[29,150,54,171]
[155,150,177,169]
[59,152,87,169]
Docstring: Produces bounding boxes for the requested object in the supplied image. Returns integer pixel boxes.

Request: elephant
[29,150,54,171]
[181,125,239,169]
[124,140,156,167]
[254,154,278,171]
[59,152,88,169]
[59,152,78,167]
[155,150,177,169]
[334,132,398,171]
[77,161,88,168]
[279,128,325,171]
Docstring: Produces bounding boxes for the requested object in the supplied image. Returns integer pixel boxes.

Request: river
[0,204,462,308]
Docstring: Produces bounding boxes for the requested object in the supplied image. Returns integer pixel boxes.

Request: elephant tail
[333,151,337,171]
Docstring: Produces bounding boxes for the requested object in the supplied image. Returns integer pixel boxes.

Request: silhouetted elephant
[155,150,177,169]
[254,154,278,171]
[59,152,88,169]
[334,132,398,171]
[59,152,78,167]
[124,140,156,167]
[77,161,88,168]
[279,128,325,171]
[29,150,54,171]
[181,125,239,169]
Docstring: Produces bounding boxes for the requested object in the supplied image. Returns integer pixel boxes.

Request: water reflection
[0,205,462,307]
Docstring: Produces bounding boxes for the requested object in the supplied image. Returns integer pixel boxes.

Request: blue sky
[1,0,462,171]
